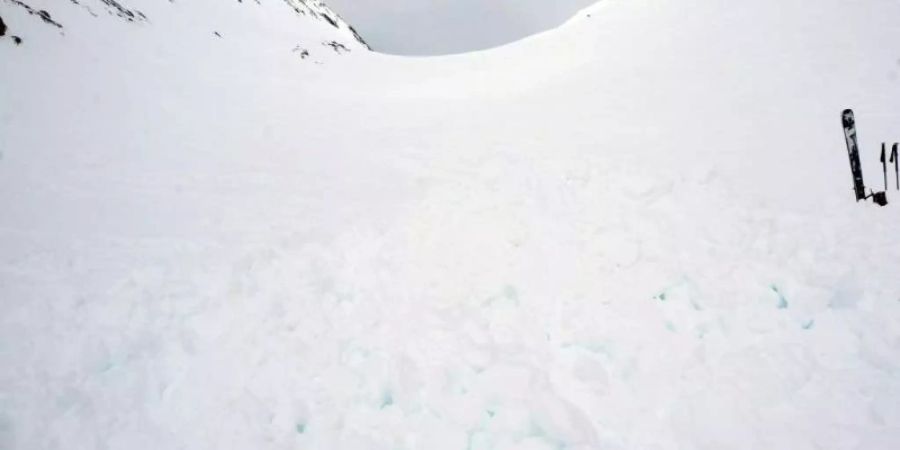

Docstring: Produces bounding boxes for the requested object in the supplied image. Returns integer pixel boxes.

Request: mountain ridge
[0,0,369,51]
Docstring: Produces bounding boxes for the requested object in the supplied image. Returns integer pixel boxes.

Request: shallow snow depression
[1,0,900,449]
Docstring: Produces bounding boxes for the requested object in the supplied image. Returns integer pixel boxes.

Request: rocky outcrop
[4,0,64,29]
[281,0,370,49]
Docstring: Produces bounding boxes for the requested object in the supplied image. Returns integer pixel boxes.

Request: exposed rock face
[4,0,64,29]
[92,0,147,22]
[281,0,370,48]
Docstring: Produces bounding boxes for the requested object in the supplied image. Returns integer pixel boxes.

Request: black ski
[842,109,867,201]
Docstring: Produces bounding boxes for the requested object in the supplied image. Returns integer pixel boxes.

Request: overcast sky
[327,0,598,55]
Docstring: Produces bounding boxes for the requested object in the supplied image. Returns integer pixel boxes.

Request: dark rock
[0,15,6,37]
[6,1,63,29]
[292,45,310,59]
[348,25,370,50]
[97,0,143,22]
[12,36,23,45]
[323,40,350,54]
[37,10,63,28]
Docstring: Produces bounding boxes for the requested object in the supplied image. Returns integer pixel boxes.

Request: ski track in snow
[1,0,900,449]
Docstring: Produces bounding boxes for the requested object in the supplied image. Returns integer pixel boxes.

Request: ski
[841,109,867,201]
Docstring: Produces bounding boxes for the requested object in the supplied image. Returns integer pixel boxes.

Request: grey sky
[326,0,599,55]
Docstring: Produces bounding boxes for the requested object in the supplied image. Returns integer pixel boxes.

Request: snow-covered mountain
[2,0,900,449]
[0,0,368,55]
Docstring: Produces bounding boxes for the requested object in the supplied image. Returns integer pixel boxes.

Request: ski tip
[842,109,855,127]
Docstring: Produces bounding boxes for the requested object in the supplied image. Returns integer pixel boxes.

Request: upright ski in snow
[842,109,867,201]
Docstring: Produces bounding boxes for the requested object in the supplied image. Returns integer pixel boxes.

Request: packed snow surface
[2,0,900,449]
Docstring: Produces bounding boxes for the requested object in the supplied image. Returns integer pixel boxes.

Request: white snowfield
[1,0,900,449]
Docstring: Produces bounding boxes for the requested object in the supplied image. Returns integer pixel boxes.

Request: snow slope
[2,0,900,449]
[325,0,597,55]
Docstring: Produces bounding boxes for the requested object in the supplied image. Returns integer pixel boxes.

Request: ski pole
[892,143,899,191]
